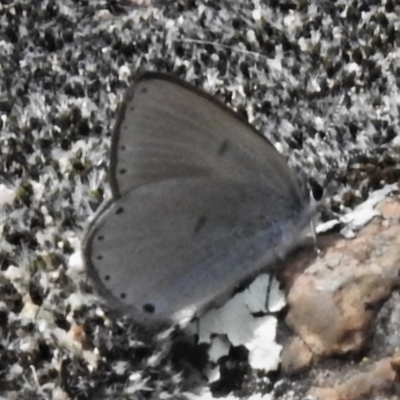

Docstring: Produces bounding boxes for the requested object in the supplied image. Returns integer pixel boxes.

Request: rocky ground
[0,0,399,399]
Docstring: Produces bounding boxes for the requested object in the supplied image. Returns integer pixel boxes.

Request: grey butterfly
[83,72,312,329]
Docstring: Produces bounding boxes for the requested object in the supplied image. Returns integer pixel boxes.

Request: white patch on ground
[340,184,398,238]
[208,336,230,362]
[184,390,239,400]
[206,365,221,383]
[184,390,273,400]
[2,265,23,281]
[125,372,152,394]
[67,250,85,274]
[317,184,398,236]
[19,298,40,319]
[0,183,16,207]
[199,273,285,371]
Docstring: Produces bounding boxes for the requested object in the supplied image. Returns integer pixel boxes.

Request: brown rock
[281,336,313,373]
[284,197,400,358]
[310,356,400,400]
[377,197,400,219]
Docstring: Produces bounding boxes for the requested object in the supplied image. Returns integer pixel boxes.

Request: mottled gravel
[0,0,399,399]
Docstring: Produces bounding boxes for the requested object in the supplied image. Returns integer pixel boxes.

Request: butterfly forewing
[110,73,305,201]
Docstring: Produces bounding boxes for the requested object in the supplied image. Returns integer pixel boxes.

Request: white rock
[0,184,16,207]
[68,251,85,273]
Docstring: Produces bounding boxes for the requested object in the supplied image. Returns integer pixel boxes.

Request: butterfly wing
[109,72,305,202]
[83,72,311,328]
[84,177,309,328]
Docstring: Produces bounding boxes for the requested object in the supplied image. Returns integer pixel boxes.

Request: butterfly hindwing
[84,176,309,327]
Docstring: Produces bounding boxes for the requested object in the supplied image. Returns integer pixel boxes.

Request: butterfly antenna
[322,91,347,194]
[176,38,269,64]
